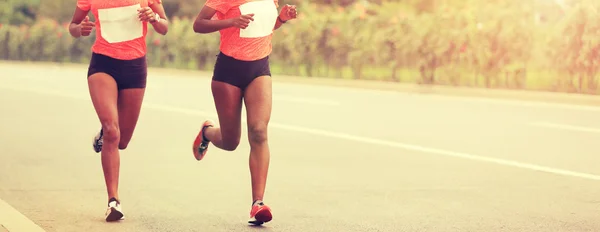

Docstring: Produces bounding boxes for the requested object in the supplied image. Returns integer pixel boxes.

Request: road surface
[1,63,600,232]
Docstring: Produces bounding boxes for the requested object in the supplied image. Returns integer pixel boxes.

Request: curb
[3,60,600,107]
[274,75,600,107]
[0,199,46,232]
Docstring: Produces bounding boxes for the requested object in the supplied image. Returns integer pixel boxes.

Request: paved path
[1,63,600,232]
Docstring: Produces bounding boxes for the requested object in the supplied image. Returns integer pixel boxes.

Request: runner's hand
[138,7,158,23]
[231,14,254,29]
[279,4,297,22]
[80,16,95,36]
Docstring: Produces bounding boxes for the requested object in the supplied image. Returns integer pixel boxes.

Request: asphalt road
[1,63,600,232]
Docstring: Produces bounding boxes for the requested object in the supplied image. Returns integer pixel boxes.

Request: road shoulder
[0,198,46,232]
[3,60,600,107]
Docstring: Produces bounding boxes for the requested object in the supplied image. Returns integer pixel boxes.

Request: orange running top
[77,0,162,60]
[205,0,279,61]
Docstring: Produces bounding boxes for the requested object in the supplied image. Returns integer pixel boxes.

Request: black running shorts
[212,52,271,90]
[87,52,148,90]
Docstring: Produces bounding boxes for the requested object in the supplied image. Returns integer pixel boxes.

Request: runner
[68,0,169,222]
[191,0,298,225]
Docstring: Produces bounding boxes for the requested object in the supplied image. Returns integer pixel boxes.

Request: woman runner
[68,0,169,222]
[191,0,298,225]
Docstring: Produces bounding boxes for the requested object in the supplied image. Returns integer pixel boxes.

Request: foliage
[0,0,40,25]
[1,0,600,94]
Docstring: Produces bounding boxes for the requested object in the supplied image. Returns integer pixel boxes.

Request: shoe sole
[249,209,272,225]
[92,137,101,153]
[192,121,212,161]
[105,207,124,222]
[192,131,205,160]
[92,131,102,153]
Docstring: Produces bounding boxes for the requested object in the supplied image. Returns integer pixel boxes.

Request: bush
[2,1,600,94]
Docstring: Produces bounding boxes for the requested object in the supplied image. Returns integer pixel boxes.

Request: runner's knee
[248,124,268,145]
[102,121,120,145]
[216,126,240,151]
[118,140,129,150]
[221,136,240,151]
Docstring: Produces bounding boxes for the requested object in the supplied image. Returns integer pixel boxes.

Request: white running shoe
[105,198,124,222]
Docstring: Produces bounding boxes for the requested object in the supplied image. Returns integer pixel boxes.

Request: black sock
[108,197,119,204]
[252,199,263,206]
[202,125,212,142]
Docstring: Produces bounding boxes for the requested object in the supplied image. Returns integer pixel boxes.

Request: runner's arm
[274,16,285,30]
[149,2,169,35]
[69,6,93,38]
[274,4,296,30]
[193,6,233,34]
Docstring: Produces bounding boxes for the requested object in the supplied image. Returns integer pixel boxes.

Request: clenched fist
[80,16,95,36]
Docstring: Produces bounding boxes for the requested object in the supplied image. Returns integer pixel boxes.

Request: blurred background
[4,1,600,232]
[2,0,600,94]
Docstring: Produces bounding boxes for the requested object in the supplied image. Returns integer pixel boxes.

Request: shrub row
[1,1,600,94]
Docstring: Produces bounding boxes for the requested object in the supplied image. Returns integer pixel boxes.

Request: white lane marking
[269,123,600,181]
[275,77,600,112]
[447,95,600,112]
[0,198,46,232]
[370,89,600,112]
[530,122,600,134]
[4,85,600,182]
